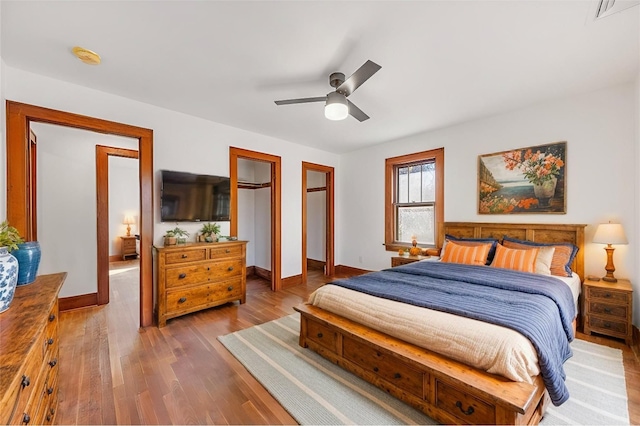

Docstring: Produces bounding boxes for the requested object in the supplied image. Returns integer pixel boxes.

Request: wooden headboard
[441,222,587,281]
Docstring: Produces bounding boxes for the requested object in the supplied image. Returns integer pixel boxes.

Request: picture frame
[478,141,566,214]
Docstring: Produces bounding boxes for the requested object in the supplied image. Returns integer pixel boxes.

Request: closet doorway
[229,147,282,291]
[301,162,334,284]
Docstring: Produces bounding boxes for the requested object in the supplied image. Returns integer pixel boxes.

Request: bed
[294,222,586,425]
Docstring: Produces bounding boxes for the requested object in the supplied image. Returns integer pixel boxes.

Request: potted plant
[198,222,220,242]
[172,226,189,244]
[163,229,177,246]
[0,221,24,313]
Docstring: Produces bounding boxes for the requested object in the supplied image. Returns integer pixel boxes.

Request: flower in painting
[502,148,564,186]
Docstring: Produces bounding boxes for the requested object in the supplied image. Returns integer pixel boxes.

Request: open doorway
[301,162,334,284]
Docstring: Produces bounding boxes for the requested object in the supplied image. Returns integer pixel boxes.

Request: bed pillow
[490,244,539,273]
[440,240,492,266]
[443,234,499,265]
[502,236,578,277]
[532,246,555,275]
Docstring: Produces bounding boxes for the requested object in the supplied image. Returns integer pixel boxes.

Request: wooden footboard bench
[294,303,549,425]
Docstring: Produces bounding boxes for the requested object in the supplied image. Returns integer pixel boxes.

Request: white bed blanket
[308,284,540,383]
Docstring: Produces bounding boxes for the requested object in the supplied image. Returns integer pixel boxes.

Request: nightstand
[120,235,138,261]
[391,255,430,267]
[583,278,633,345]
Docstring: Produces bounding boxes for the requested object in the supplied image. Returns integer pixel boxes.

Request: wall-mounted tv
[160,170,231,222]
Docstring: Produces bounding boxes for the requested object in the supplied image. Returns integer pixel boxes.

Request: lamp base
[602,276,618,283]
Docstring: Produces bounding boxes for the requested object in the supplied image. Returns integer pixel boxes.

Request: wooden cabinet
[120,236,138,260]
[391,255,431,267]
[155,241,247,327]
[0,273,66,425]
[583,278,633,345]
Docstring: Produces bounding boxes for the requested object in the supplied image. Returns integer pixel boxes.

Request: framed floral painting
[478,141,566,214]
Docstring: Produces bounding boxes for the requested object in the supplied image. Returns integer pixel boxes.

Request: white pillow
[534,246,555,275]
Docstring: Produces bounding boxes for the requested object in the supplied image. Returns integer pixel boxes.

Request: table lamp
[592,222,627,282]
[124,215,135,237]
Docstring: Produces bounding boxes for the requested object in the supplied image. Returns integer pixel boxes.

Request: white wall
[109,156,139,255]
[340,83,638,326]
[254,162,272,270]
[307,170,326,262]
[237,158,256,267]
[3,66,340,295]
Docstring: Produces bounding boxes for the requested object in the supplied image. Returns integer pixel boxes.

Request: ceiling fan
[274,60,381,122]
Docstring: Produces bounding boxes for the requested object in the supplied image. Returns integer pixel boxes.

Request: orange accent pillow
[502,239,574,277]
[440,241,492,266]
[491,244,539,273]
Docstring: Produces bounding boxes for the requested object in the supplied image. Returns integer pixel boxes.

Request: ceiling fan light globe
[325,92,349,121]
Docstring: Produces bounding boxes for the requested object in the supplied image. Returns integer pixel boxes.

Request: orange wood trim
[229,147,282,291]
[96,145,139,306]
[334,265,371,276]
[306,186,326,192]
[245,265,256,276]
[307,258,326,270]
[6,100,154,327]
[238,182,271,190]
[108,255,122,263]
[302,161,335,284]
[632,326,639,360]
[384,148,444,251]
[282,274,302,288]
[59,292,98,312]
[253,265,272,281]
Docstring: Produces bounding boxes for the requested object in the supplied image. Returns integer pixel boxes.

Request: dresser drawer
[165,264,214,288]
[343,336,424,399]
[587,287,629,304]
[122,239,136,249]
[1,346,43,425]
[166,279,243,314]
[210,245,243,259]
[588,316,628,335]
[306,319,338,352]
[435,380,496,425]
[588,301,627,319]
[165,248,207,265]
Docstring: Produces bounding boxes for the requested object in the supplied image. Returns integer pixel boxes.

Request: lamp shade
[324,92,349,120]
[592,223,628,245]
[123,215,135,225]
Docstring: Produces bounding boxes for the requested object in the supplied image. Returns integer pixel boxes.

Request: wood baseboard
[282,274,302,288]
[253,266,271,281]
[59,292,98,312]
[108,255,121,262]
[334,265,372,276]
[306,258,326,270]
[246,265,256,277]
[632,325,640,362]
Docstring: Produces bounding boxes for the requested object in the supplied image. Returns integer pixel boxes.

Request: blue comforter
[329,261,576,406]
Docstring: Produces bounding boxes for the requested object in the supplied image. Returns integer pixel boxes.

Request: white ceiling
[2,1,638,154]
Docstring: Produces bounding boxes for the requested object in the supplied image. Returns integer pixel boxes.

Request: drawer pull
[181,254,188,258]
[604,307,613,314]
[456,401,475,416]
[178,273,187,279]
[46,415,51,422]
[603,322,611,328]
[228,266,234,271]
[50,408,55,415]
[393,372,402,379]
[373,367,379,372]
[21,375,30,388]
[49,358,58,367]
[49,314,56,322]
[47,338,54,345]
[317,332,323,338]
[207,267,210,271]
[226,249,231,253]
[604,293,611,298]
[23,413,31,424]
[47,387,54,395]
[227,286,234,291]
[178,297,187,304]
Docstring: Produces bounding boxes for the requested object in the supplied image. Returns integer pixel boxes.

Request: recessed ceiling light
[72,46,101,65]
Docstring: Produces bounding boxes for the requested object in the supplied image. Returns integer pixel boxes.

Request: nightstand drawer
[588,316,627,335]
[588,301,627,319]
[587,287,629,303]
[122,239,136,249]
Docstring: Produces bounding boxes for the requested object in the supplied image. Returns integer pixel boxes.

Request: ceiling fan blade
[347,100,370,122]
[337,60,381,97]
[274,96,326,106]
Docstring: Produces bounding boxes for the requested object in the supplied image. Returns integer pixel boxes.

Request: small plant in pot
[172,226,189,244]
[0,221,24,313]
[198,222,220,242]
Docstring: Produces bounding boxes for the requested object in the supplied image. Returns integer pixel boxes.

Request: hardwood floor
[56,263,640,425]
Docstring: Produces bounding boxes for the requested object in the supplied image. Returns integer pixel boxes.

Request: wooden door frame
[96,146,139,305]
[6,100,155,327]
[229,147,282,291]
[302,162,335,283]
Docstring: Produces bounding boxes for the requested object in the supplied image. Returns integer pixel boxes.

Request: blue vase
[13,241,41,286]
[0,247,19,313]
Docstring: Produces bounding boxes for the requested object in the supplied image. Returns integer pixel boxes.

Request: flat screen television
[160,170,231,222]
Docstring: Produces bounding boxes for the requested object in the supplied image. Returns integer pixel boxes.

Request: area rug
[218,313,629,425]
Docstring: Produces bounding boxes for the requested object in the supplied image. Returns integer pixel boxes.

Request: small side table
[391,255,431,267]
[583,278,633,345]
[120,236,138,261]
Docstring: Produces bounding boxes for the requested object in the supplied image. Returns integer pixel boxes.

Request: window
[385,148,444,251]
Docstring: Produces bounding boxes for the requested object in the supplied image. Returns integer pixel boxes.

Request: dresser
[155,241,247,327]
[120,236,138,260]
[391,255,431,267]
[0,273,66,425]
[583,278,633,345]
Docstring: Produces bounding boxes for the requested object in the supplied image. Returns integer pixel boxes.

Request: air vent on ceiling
[594,0,640,20]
